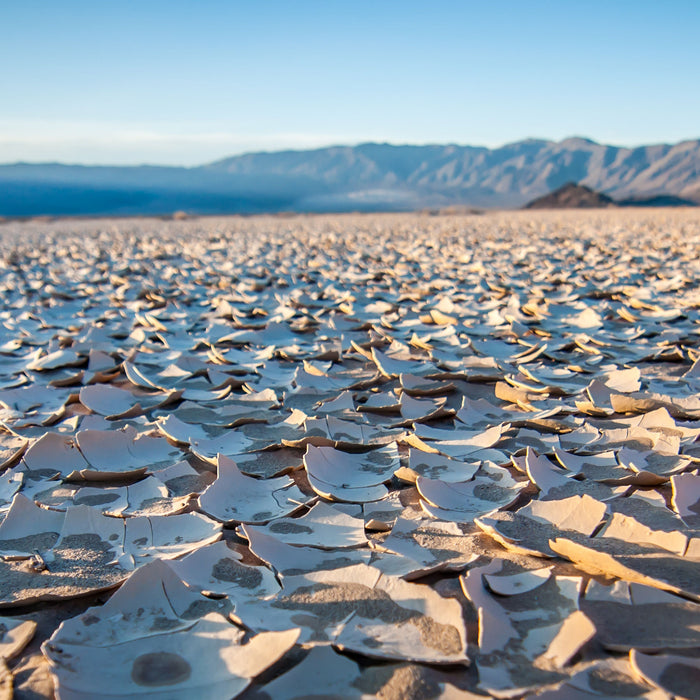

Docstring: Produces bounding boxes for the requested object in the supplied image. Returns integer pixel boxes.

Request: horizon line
[2,134,699,170]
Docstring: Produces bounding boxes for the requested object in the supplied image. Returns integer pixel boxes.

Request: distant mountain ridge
[1,137,699,217]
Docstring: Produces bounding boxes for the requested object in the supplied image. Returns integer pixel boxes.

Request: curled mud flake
[289,612,330,639]
[131,651,192,687]
[74,493,122,507]
[0,532,59,553]
[409,616,463,655]
[252,511,274,521]
[211,558,263,589]
[274,583,413,625]
[149,616,182,632]
[137,497,170,511]
[283,555,359,576]
[472,483,512,502]
[586,664,649,696]
[269,521,314,535]
[360,636,383,648]
[658,662,700,696]
[165,474,209,497]
[181,599,223,619]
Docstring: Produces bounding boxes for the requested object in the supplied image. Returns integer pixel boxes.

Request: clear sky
[2,0,699,165]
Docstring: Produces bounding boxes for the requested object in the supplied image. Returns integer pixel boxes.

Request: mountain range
[1,137,699,217]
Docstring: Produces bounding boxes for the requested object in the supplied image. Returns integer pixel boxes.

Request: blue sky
[2,0,699,165]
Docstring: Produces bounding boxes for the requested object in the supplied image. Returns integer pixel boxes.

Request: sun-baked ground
[0,209,699,699]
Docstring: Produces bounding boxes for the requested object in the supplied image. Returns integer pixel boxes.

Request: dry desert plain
[0,209,699,699]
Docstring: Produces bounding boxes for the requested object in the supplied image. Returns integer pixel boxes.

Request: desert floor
[0,209,699,699]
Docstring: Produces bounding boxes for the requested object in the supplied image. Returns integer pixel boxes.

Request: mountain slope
[523,182,616,209]
[1,137,699,216]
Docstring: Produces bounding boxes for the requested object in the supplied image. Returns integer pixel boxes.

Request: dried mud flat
[0,209,699,699]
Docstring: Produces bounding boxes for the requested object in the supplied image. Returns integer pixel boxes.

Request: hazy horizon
[3,134,700,169]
